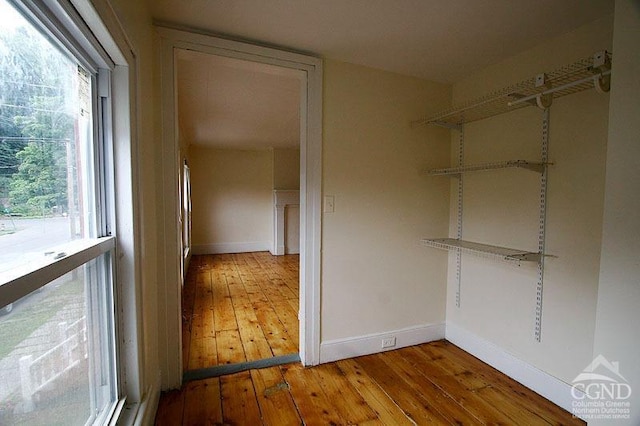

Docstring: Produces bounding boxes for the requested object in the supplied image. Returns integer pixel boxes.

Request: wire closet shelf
[415,51,612,127]
[426,159,549,176]
[420,238,541,266]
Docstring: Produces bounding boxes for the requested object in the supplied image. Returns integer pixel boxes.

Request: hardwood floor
[156,340,584,425]
[172,253,582,424]
[182,252,299,371]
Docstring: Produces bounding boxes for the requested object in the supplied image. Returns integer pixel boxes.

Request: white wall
[285,205,300,254]
[320,60,451,354]
[445,15,613,384]
[190,146,273,254]
[273,148,300,254]
[592,1,640,424]
[273,148,300,190]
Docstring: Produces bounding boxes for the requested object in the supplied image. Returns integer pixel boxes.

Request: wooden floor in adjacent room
[182,252,299,371]
[156,339,584,425]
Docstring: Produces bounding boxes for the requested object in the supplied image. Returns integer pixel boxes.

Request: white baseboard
[270,245,285,256]
[192,241,270,255]
[269,246,300,256]
[320,322,445,364]
[445,322,584,418]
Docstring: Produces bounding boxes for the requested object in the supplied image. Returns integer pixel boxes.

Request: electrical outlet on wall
[381,336,396,349]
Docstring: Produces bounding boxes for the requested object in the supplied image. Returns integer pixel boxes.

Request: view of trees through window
[0,22,82,217]
[0,1,92,275]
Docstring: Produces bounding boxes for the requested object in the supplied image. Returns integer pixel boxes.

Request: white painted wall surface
[273,148,300,254]
[446,15,614,384]
[190,147,273,254]
[285,205,300,254]
[273,148,300,190]
[321,60,451,343]
[592,1,640,424]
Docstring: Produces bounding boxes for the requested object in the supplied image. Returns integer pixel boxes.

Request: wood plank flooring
[172,253,582,424]
[182,252,299,371]
[156,340,584,425]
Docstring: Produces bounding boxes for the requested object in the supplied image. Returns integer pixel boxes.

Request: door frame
[156,25,323,389]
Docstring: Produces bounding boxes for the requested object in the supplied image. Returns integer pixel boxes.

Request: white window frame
[0,0,148,424]
[182,162,191,262]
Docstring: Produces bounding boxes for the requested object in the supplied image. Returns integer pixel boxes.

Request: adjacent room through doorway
[174,49,304,376]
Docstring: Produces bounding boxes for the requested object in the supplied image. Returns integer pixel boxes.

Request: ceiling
[152,0,613,83]
[176,49,301,149]
[162,0,614,149]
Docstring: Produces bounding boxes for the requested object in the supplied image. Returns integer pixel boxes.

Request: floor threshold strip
[183,353,301,382]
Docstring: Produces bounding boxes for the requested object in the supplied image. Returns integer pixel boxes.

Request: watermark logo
[571,355,632,421]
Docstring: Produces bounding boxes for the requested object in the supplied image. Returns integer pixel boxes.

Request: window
[179,161,191,284]
[0,0,120,424]
[182,162,191,260]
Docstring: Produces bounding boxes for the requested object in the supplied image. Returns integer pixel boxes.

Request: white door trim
[156,26,323,389]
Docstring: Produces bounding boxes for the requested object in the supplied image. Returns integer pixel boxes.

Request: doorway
[176,47,302,375]
[157,26,322,389]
